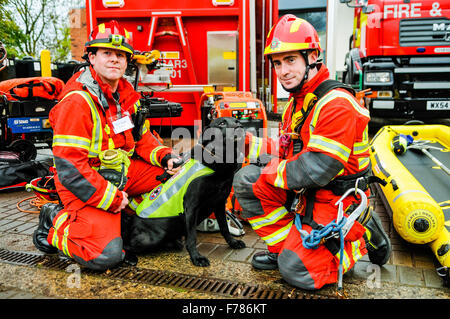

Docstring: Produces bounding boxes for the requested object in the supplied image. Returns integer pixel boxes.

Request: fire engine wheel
[9,139,37,162]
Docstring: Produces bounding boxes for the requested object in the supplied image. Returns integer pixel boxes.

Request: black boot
[122,251,138,267]
[359,207,391,266]
[251,250,278,270]
[33,203,63,254]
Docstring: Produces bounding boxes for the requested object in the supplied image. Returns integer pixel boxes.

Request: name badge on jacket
[111,111,134,134]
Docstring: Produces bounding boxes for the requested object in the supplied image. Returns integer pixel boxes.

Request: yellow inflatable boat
[369,124,450,275]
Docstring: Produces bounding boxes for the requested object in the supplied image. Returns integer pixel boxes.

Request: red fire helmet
[85,20,134,56]
[264,14,322,56]
[25,176,59,202]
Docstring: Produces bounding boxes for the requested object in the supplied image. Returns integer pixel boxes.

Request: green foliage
[48,26,72,62]
[0,0,77,62]
[0,0,26,58]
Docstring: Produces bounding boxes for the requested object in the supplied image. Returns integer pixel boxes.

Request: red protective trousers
[249,175,296,254]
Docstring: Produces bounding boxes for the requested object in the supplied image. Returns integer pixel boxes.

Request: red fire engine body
[342,0,450,120]
[86,0,279,128]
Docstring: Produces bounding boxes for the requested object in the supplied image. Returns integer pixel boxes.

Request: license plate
[426,101,450,110]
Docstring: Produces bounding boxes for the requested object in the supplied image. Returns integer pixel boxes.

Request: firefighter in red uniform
[33,20,180,270]
[233,15,391,289]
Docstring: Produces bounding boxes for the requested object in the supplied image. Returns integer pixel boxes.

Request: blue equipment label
[7,117,52,133]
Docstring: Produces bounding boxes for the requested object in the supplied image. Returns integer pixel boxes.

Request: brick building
[69,7,87,61]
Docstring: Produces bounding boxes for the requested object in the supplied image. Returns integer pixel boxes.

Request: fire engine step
[0,248,334,299]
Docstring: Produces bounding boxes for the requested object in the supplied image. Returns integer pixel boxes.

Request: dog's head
[196,117,245,165]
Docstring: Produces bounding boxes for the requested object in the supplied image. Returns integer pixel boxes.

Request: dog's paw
[228,239,246,249]
[191,255,210,267]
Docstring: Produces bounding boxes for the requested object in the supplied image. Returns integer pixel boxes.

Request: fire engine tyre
[343,52,352,85]
[9,139,37,162]
[344,48,362,85]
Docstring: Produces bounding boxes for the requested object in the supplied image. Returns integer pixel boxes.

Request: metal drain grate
[0,248,46,266]
[0,248,334,299]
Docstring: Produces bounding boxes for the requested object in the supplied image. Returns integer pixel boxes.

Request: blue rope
[294,214,347,249]
[294,214,346,290]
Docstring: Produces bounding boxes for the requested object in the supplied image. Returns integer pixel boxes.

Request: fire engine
[341,0,450,120]
[86,0,279,130]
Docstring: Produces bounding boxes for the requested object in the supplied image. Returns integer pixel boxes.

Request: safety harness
[291,79,386,195]
[288,79,356,155]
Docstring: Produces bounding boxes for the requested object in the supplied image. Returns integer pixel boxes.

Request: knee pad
[74,237,124,271]
[278,249,317,290]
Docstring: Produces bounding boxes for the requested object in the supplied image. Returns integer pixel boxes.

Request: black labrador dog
[121,117,246,266]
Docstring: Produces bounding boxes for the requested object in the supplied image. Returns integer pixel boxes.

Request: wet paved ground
[0,120,449,302]
[0,172,449,301]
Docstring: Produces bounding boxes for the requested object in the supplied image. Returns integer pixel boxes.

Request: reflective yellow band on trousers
[261,220,294,247]
[249,206,290,231]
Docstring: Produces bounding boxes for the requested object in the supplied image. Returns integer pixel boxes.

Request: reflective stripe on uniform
[308,134,351,162]
[353,126,369,155]
[141,125,148,136]
[248,206,290,230]
[309,90,370,134]
[51,212,68,249]
[59,91,104,158]
[261,220,293,247]
[358,156,370,171]
[307,90,370,166]
[53,135,91,151]
[353,142,369,155]
[274,160,287,189]
[248,135,263,161]
[149,146,167,167]
[351,239,364,261]
[62,224,72,258]
[336,249,351,273]
[336,238,365,274]
[355,126,370,170]
[104,124,115,149]
[336,247,351,273]
[97,181,117,211]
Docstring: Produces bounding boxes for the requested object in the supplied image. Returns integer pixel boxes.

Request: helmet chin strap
[283,50,321,94]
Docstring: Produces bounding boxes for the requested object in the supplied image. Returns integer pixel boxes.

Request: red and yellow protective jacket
[246,64,371,191]
[49,66,172,212]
